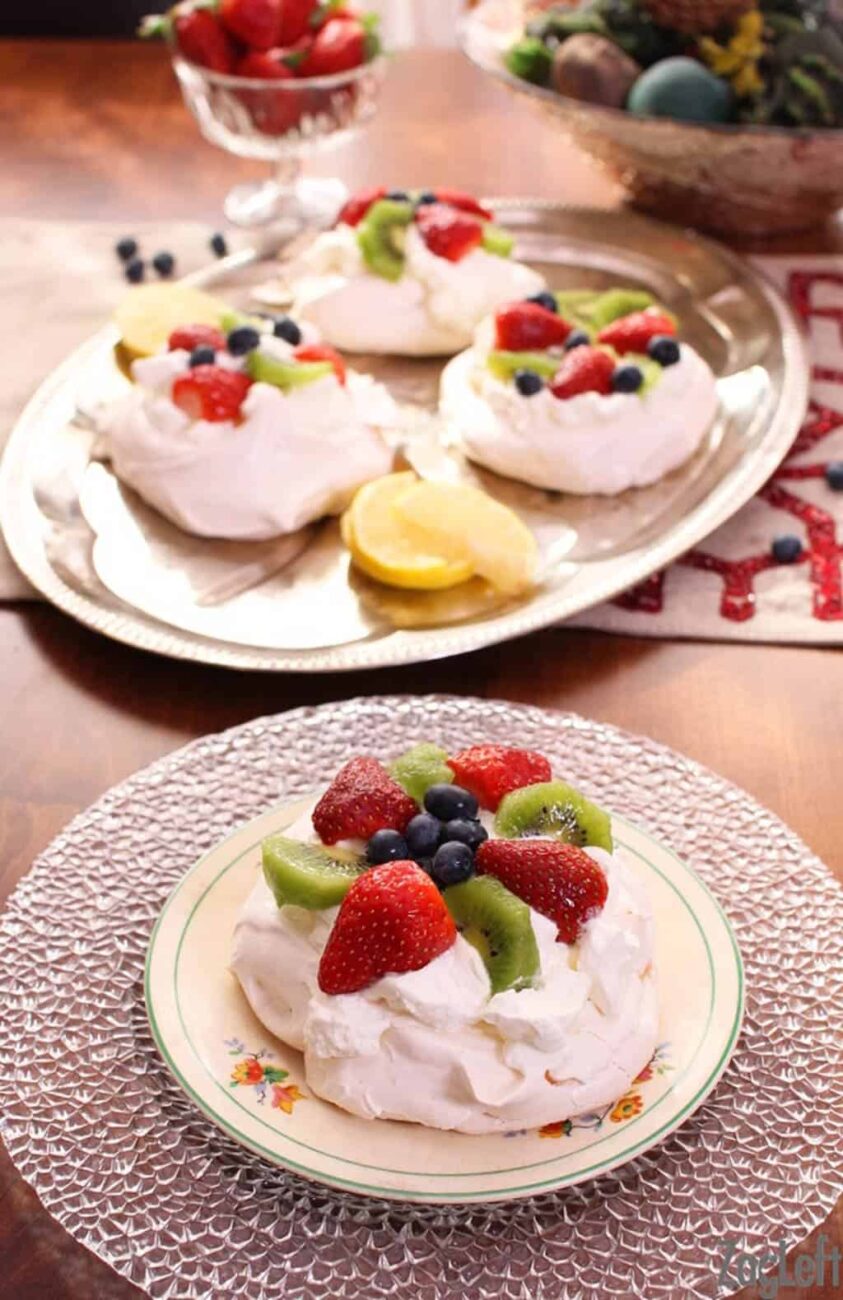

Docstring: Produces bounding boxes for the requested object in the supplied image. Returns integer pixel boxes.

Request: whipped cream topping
[288,224,546,357]
[440,341,719,495]
[231,802,658,1134]
[97,336,398,539]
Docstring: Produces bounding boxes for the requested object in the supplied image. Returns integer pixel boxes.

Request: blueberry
[125,258,145,284]
[189,345,216,367]
[825,461,843,491]
[366,828,409,865]
[416,190,437,205]
[210,232,228,258]
[116,236,138,262]
[648,334,680,367]
[564,329,590,351]
[771,534,803,564]
[442,818,488,851]
[527,291,558,313]
[386,189,410,201]
[152,250,175,278]
[227,325,261,356]
[405,813,442,860]
[272,315,303,345]
[423,783,479,821]
[431,841,475,887]
[514,368,544,397]
[612,364,644,394]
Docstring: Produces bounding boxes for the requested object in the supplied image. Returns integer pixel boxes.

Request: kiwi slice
[487,350,560,382]
[246,351,333,391]
[444,876,539,994]
[481,223,514,258]
[262,835,365,910]
[494,781,613,852]
[219,308,264,334]
[390,743,454,803]
[356,198,415,282]
[588,289,656,330]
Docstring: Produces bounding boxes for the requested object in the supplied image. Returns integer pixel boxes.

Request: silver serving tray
[0,203,809,671]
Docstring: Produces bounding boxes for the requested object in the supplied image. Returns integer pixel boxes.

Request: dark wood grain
[0,38,840,1300]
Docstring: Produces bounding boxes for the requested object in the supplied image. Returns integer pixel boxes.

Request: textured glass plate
[1,697,841,1299]
[0,204,808,671]
[145,800,742,1203]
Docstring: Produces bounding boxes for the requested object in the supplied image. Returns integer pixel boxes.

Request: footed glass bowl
[461,0,843,237]
[171,50,388,228]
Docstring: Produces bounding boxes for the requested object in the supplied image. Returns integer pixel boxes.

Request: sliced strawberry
[278,0,318,43]
[337,186,388,227]
[475,840,608,945]
[549,346,615,400]
[318,860,457,994]
[168,323,227,353]
[597,309,677,355]
[173,9,235,73]
[415,203,483,263]
[494,302,572,351]
[293,342,346,384]
[312,756,417,846]
[171,366,252,423]
[235,50,302,133]
[449,745,552,812]
[297,15,365,75]
[435,189,493,221]
[220,0,282,50]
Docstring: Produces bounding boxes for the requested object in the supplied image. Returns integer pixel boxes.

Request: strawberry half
[171,366,252,423]
[312,756,417,845]
[549,346,615,400]
[318,860,457,995]
[220,0,282,50]
[449,745,552,812]
[435,189,493,221]
[173,9,235,72]
[597,309,677,355]
[168,323,227,353]
[415,203,483,263]
[475,840,608,945]
[337,186,388,227]
[293,342,346,384]
[494,302,572,351]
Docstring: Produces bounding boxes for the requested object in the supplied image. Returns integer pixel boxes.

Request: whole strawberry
[173,8,235,72]
[318,860,457,994]
[297,15,367,75]
[475,839,608,944]
[450,744,552,812]
[597,309,677,355]
[415,203,483,263]
[312,756,417,846]
[278,0,318,44]
[220,0,282,51]
[549,345,615,400]
[495,301,572,351]
[172,366,252,422]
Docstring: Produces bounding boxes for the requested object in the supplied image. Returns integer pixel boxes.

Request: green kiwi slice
[262,835,365,910]
[356,198,415,282]
[444,875,539,994]
[494,780,613,852]
[389,743,454,803]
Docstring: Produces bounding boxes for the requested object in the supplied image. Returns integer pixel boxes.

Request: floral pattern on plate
[225,1038,306,1114]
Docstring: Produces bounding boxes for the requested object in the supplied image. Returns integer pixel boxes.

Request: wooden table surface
[1,38,841,1300]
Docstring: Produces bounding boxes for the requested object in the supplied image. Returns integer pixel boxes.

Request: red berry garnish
[549,346,615,400]
[597,309,677,355]
[337,186,389,227]
[312,756,417,846]
[449,745,552,812]
[318,860,457,995]
[415,203,483,263]
[494,302,572,351]
[475,839,608,945]
[293,342,346,384]
[171,366,252,423]
[435,189,493,221]
[168,323,227,354]
[297,15,366,76]
[220,0,282,50]
[173,9,235,72]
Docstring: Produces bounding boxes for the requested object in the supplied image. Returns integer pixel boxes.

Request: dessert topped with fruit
[287,187,547,356]
[232,740,658,1134]
[440,285,718,495]
[96,283,397,539]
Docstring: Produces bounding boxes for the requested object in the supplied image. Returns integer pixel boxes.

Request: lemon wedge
[344,473,474,591]
[114,282,227,362]
[394,480,538,596]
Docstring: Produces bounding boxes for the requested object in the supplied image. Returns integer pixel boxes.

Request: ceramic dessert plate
[145,796,743,1203]
[0,203,808,671]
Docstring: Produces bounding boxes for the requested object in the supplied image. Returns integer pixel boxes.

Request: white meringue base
[440,344,719,496]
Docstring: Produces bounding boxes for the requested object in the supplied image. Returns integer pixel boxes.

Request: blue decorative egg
[627,57,733,125]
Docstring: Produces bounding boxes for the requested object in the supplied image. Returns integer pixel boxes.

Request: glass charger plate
[0,696,841,1299]
[0,203,808,671]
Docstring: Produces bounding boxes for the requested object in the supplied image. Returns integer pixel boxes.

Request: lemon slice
[394,481,538,596]
[344,473,475,591]
[114,282,227,362]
